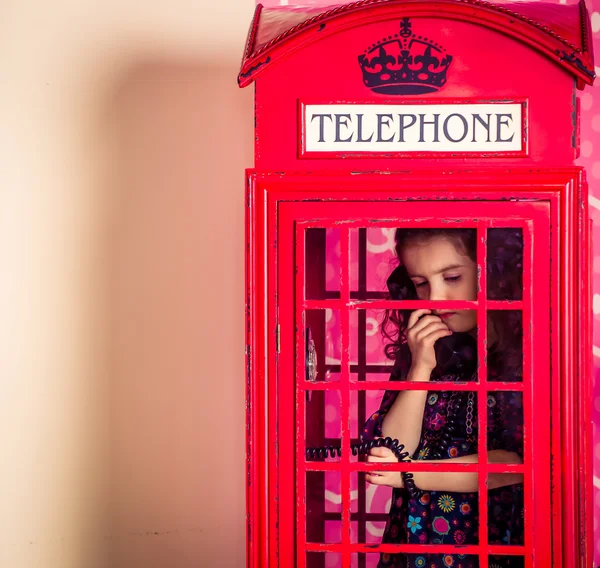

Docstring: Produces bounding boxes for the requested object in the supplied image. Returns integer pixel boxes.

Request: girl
[362,228,524,568]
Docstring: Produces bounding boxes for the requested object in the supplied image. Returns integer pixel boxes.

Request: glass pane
[306,551,384,567]
[349,228,397,299]
[306,551,341,568]
[486,390,524,461]
[488,555,525,567]
[350,309,395,381]
[306,389,341,463]
[307,473,388,546]
[305,309,341,382]
[487,311,523,382]
[486,390,525,546]
[350,390,383,460]
[432,314,478,379]
[350,474,394,544]
[351,553,381,567]
[488,478,525,547]
[306,471,342,544]
[305,228,340,300]
[486,228,523,301]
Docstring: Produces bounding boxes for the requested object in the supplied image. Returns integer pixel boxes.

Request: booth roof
[238,0,595,88]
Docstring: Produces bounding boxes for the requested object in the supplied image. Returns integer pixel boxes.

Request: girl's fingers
[414,321,451,341]
[365,473,386,485]
[368,446,394,458]
[408,314,440,335]
[406,309,431,330]
[421,328,454,345]
[366,454,394,463]
[365,473,403,488]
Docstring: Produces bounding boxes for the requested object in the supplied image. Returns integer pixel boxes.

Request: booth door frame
[278,200,548,568]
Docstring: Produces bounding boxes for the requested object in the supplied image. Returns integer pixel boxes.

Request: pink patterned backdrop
[256,0,600,563]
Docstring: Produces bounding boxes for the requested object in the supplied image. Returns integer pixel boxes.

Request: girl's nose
[428,284,447,302]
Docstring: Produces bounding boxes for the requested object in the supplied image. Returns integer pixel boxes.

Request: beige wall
[0,2,253,567]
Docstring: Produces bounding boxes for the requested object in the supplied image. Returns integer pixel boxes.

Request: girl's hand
[406,309,452,373]
[365,446,404,488]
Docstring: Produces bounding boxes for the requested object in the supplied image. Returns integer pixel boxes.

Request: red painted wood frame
[245,168,592,567]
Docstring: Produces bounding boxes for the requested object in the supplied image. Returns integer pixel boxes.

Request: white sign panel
[304,103,523,153]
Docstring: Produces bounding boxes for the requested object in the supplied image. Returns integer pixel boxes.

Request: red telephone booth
[239,1,595,567]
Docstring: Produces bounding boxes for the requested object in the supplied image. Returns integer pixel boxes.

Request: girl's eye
[414,281,428,288]
[445,275,461,283]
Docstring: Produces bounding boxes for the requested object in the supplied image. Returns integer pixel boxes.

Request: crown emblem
[358,18,453,95]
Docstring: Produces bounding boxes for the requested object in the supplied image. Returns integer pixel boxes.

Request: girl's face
[400,235,478,332]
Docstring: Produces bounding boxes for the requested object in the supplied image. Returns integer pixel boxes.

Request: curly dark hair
[381,228,523,379]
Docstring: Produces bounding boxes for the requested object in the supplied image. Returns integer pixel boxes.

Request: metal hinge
[276,324,280,353]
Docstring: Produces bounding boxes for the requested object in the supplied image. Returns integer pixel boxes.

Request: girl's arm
[413,450,523,492]
[379,363,433,457]
[366,448,523,491]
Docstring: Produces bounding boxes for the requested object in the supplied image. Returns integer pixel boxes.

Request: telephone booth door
[247,169,588,568]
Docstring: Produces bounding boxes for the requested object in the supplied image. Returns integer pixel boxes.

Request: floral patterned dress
[363,345,524,568]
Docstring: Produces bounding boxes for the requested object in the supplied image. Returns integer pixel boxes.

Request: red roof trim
[243,3,263,64]
[238,0,595,88]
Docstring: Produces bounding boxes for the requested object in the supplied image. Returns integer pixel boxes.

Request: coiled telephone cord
[305,436,422,499]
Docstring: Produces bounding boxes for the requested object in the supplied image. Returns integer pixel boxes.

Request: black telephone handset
[387,264,477,378]
[433,331,477,378]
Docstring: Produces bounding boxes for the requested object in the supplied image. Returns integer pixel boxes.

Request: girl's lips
[438,313,456,320]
